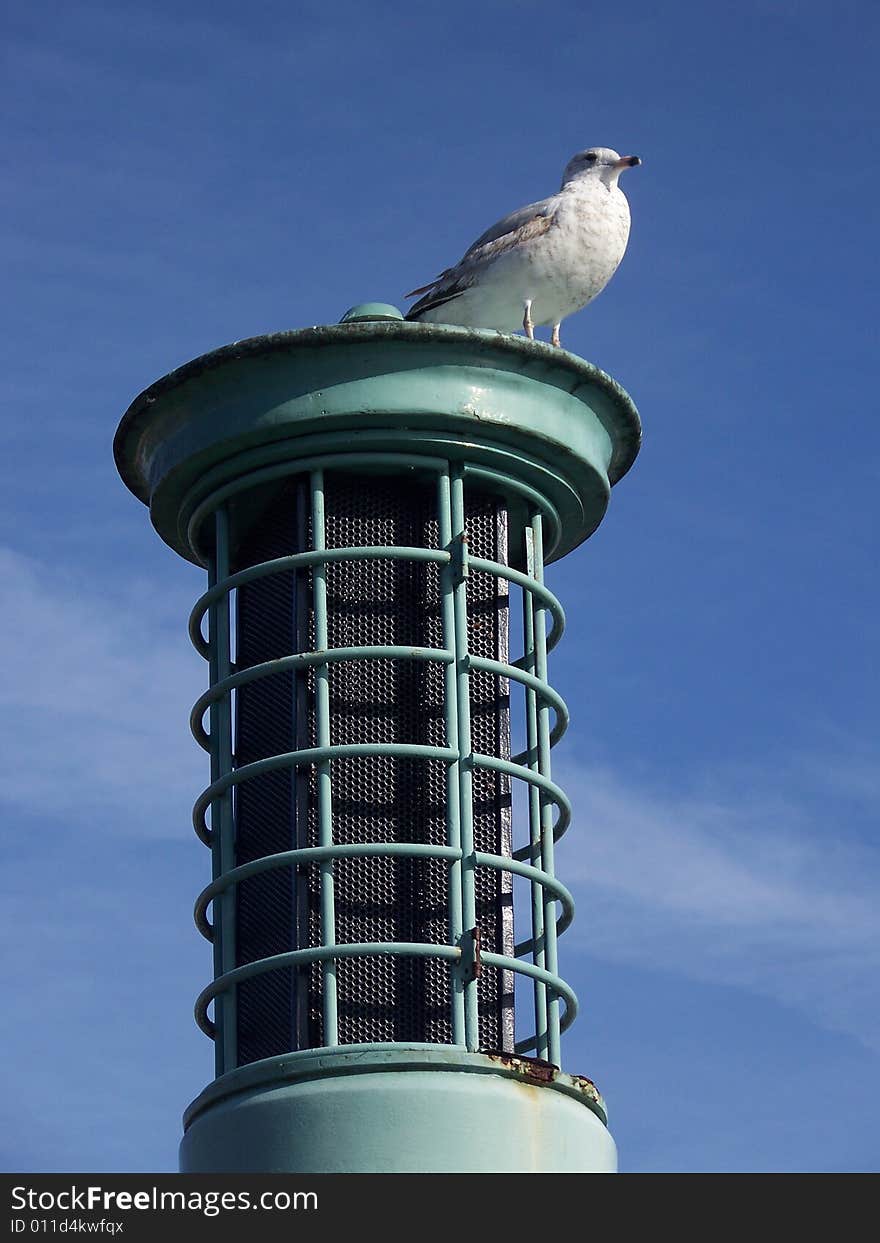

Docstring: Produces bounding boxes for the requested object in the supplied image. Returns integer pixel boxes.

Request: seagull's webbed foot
[551,323,562,348]
[522,299,535,341]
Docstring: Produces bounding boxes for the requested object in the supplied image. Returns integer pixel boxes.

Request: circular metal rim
[181,1044,608,1132]
[115,320,641,501]
[180,445,570,569]
[194,941,578,1044]
[191,742,571,848]
[189,646,569,756]
[188,545,566,663]
[193,842,575,947]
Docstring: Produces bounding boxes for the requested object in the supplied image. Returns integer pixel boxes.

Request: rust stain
[483,1052,607,1122]
[569,1073,604,1107]
[484,1051,558,1084]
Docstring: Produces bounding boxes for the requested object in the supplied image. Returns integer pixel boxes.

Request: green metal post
[310,468,339,1046]
[437,468,467,1047]
[114,303,640,1173]
[521,525,549,1061]
[450,466,480,1051]
[529,510,561,1067]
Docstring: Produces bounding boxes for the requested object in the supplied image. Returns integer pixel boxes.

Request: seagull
[405,147,640,347]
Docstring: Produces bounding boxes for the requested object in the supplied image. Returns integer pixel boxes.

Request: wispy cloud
[558,756,880,1051]
[0,546,203,833]
[0,538,209,1167]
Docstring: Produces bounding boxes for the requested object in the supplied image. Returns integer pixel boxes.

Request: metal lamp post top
[113,305,639,1171]
[113,305,640,568]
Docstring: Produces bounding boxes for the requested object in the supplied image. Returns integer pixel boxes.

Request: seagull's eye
[584,153,598,164]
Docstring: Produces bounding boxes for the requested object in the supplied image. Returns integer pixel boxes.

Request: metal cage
[188,455,574,1071]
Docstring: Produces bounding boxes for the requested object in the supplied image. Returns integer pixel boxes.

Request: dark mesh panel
[232,481,301,1065]
[305,477,449,1045]
[231,471,512,1065]
[466,500,514,1050]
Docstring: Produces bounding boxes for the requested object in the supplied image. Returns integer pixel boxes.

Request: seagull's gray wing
[405,195,559,320]
[461,196,556,258]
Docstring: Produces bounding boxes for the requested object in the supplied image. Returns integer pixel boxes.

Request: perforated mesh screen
[232,472,512,1065]
[232,482,299,1065]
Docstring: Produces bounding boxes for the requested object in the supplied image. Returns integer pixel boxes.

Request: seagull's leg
[522,299,535,340]
[551,322,562,348]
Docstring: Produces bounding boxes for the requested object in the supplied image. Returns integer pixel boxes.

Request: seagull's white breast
[537,183,632,322]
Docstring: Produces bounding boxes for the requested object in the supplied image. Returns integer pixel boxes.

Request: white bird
[405,147,641,347]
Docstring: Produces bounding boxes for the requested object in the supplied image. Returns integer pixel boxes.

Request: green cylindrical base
[180,1047,616,1173]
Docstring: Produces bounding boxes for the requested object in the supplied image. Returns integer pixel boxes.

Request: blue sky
[2,0,877,1173]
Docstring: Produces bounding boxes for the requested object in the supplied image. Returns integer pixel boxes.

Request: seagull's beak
[615,155,641,169]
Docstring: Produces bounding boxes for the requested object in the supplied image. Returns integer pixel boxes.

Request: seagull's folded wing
[406,198,558,319]
[462,197,556,259]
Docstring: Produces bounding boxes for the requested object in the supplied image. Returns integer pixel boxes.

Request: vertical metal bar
[310,468,338,1046]
[437,468,466,1046]
[531,510,561,1065]
[522,524,549,1060]
[450,467,480,1051]
[208,505,237,1074]
[293,482,311,1050]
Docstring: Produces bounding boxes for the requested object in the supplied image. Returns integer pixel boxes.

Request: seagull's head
[562,147,641,189]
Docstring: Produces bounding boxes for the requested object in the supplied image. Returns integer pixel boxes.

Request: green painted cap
[339,303,405,323]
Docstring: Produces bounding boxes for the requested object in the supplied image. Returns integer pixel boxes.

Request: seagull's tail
[404,267,465,320]
[405,281,465,321]
[404,280,439,299]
